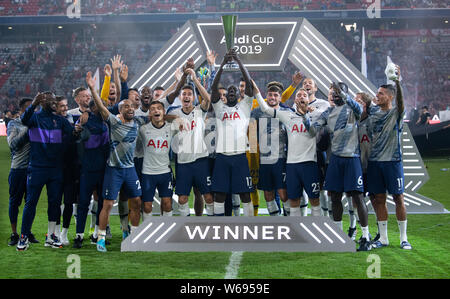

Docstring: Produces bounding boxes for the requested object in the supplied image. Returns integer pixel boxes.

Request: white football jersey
[139,122,173,175]
[257,93,316,164]
[212,95,253,155]
[168,105,209,164]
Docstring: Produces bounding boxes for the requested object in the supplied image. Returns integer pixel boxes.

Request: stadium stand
[0,0,449,16]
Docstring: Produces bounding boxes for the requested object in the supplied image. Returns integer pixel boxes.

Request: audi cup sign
[193,19,299,71]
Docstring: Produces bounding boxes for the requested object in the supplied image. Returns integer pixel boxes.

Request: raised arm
[100,64,112,104]
[120,64,129,101]
[111,55,122,102]
[281,71,303,103]
[87,71,110,121]
[210,51,232,104]
[394,65,404,117]
[186,68,210,111]
[332,82,362,120]
[252,80,275,117]
[232,49,253,97]
[21,92,44,126]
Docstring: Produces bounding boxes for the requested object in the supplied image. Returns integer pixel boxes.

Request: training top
[21,106,75,168]
[251,106,289,165]
[312,95,362,158]
[7,118,30,169]
[168,105,209,164]
[367,105,404,162]
[255,92,317,164]
[212,95,253,155]
[106,113,146,168]
[79,112,110,172]
[139,121,174,175]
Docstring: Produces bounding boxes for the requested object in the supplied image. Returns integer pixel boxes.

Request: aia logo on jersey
[291,123,307,133]
[221,112,241,121]
[360,134,370,144]
[147,139,169,149]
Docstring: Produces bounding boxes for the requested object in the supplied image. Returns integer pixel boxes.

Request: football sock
[319,190,329,217]
[163,210,173,217]
[120,215,129,232]
[179,202,190,217]
[214,202,225,216]
[232,194,240,216]
[267,200,279,216]
[76,233,84,240]
[334,221,343,231]
[205,203,214,216]
[311,205,321,217]
[378,220,389,244]
[290,207,301,216]
[300,196,308,216]
[397,220,408,243]
[93,225,99,238]
[48,221,56,238]
[55,224,61,238]
[61,227,68,240]
[283,201,290,216]
[143,212,152,221]
[98,230,106,241]
[130,226,138,234]
[242,202,254,217]
[345,195,357,228]
[361,225,370,240]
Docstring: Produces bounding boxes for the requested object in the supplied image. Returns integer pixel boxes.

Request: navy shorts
[286,161,320,199]
[258,158,287,191]
[211,153,253,194]
[141,172,174,202]
[176,158,212,196]
[102,165,142,200]
[367,160,404,195]
[324,154,364,193]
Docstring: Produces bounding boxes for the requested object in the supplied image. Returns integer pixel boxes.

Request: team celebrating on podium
[7,48,412,252]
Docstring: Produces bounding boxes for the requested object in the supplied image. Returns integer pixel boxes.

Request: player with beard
[367,66,411,250]
[86,71,146,252]
[7,98,33,246]
[100,64,118,107]
[168,68,213,217]
[311,83,371,251]
[250,82,290,216]
[16,92,82,251]
[68,87,91,119]
[209,49,254,217]
[293,78,331,216]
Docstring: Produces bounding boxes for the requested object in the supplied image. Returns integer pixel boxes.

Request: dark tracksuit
[76,112,110,234]
[20,106,76,237]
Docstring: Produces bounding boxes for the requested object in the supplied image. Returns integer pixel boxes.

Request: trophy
[221,15,239,70]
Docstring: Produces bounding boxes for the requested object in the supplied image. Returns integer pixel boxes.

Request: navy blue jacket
[21,105,75,168]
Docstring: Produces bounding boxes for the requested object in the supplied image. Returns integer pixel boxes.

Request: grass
[0,136,449,279]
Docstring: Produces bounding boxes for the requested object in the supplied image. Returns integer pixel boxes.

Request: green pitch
[0,136,449,279]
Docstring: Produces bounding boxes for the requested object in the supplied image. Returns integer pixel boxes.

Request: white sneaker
[45,234,63,248]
